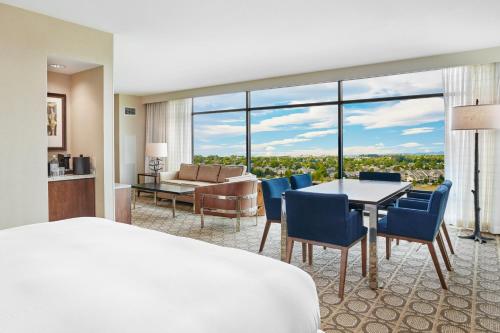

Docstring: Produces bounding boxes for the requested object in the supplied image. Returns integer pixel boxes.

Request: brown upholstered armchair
[194,180,258,232]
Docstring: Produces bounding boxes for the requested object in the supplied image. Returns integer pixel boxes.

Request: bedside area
[48,174,96,221]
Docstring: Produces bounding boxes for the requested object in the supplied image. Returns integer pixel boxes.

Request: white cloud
[253,105,337,132]
[398,142,422,148]
[297,129,338,138]
[343,144,396,156]
[252,137,310,151]
[345,98,443,129]
[401,127,434,136]
[433,142,444,145]
[344,70,442,100]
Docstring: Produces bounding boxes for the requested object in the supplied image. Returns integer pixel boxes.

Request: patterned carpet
[132,196,500,333]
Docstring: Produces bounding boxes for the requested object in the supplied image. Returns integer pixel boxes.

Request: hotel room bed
[0,218,321,333]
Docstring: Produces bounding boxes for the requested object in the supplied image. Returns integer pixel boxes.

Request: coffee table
[132,183,195,217]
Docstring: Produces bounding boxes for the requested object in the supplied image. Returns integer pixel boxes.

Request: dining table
[280,178,412,290]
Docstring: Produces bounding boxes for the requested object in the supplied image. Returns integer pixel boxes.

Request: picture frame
[47,93,66,151]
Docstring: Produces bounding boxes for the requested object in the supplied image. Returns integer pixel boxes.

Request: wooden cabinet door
[48,179,95,221]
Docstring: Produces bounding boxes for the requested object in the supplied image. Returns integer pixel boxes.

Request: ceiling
[4,0,500,95]
[47,56,99,75]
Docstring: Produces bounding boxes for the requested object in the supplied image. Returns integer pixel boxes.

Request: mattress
[0,218,321,333]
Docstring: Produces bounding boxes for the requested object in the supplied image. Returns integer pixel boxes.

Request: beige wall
[143,46,500,103]
[0,4,114,229]
[114,94,146,185]
[71,67,105,216]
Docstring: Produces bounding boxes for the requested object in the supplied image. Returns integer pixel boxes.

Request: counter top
[48,174,95,182]
[115,183,131,190]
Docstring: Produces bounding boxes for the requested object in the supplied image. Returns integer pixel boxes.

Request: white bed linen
[0,218,320,333]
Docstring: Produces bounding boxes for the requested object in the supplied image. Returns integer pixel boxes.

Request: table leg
[172,195,176,218]
[365,204,379,289]
[154,192,157,206]
[133,188,137,209]
[280,194,287,261]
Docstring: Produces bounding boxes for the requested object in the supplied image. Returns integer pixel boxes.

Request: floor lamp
[452,100,500,243]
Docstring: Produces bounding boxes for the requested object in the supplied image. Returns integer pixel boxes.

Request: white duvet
[0,218,321,333]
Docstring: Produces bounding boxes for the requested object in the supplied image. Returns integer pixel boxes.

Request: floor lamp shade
[452,104,500,130]
[146,143,168,157]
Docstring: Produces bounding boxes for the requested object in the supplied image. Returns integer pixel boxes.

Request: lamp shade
[452,104,500,130]
[145,142,168,157]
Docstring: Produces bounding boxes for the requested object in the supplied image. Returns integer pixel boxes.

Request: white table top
[298,178,412,205]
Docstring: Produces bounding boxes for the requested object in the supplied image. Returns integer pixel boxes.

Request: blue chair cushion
[290,173,313,190]
[378,216,388,233]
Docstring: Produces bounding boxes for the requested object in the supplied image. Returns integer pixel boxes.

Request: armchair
[378,185,451,289]
[285,191,367,299]
[195,180,258,232]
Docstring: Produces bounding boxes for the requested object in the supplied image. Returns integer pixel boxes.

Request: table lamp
[145,142,168,175]
[452,100,500,243]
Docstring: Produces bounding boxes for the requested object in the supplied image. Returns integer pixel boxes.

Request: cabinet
[48,177,95,221]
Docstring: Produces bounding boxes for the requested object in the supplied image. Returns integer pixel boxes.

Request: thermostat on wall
[124,107,136,116]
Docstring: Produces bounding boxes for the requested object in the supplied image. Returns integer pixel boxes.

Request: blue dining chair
[353,171,403,213]
[403,180,454,254]
[359,171,402,182]
[260,178,308,259]
[290,173,313,190]
[378,185,451,289]
[285,191,367,299]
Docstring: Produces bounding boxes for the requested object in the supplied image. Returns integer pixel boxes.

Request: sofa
[158,163,255,204]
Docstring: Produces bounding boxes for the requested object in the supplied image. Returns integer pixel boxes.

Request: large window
[192,70,444,188]
[192,111,246,165]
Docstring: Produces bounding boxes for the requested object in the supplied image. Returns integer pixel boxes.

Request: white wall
[0,4,114,229]
[114,94,146,185]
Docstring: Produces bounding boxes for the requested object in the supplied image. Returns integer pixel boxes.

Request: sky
[193,70,444,157]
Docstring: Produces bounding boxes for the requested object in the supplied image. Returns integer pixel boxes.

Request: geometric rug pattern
[132,197,500,333]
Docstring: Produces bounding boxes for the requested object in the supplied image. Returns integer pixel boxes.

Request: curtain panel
[145,99,192,173]
[443,63,500,233]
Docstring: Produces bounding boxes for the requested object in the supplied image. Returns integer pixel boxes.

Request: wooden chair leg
[339,248,349,299]
[286,239,294,263]
[428,242,448,289]
[259,221,271,253]
[302,243,307,263]
[361,237,367,277]
[436,232,453,272]
[308,244,313,265]
[386,237,391,260]
[441,222,455,255]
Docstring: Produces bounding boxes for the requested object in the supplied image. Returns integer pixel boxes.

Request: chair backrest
[262,177,290,199]
[359,171,401,182]
[427,185,449,238]
[290,173,313,190]
[285,191,350,245]
[442,180,452,189]
[261,177,291,221]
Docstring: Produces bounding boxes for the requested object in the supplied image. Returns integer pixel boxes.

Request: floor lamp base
[459,231,494,244]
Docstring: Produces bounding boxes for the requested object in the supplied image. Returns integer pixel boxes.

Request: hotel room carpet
[132,197,500,333]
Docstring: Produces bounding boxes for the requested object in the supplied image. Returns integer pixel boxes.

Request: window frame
[192,75,444,179]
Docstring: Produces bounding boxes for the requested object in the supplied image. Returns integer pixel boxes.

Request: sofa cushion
[163,179,212,187]
[178,163,199,180]
[217,165,246,183]
[197,164,221,182]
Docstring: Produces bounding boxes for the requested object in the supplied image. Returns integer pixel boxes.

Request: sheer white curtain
[145,98,192,173]
[443,64,500,233]
[166,98,192,171]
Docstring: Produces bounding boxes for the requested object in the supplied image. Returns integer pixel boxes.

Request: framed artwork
[47,93,66,151]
